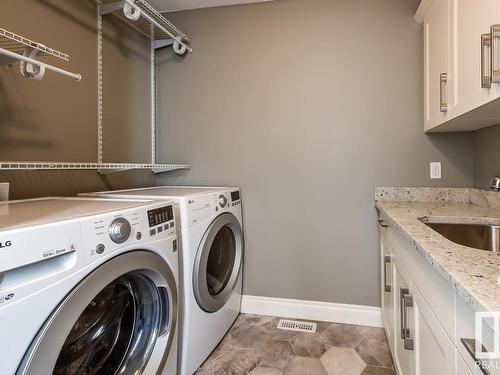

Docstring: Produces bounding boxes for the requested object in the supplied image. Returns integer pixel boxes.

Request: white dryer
[80,187,244,375]
[0,197,179,375]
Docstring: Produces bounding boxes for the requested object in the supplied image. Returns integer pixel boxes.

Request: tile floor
[195,314,395,375]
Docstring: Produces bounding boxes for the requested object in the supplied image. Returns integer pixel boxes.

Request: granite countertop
[375,187,500,313]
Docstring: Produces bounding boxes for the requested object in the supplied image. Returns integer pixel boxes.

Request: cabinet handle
[377,219,388,228]
[439,73,448,112]
[403,294,414,350]
[481,33,492,88]
[491,25,500,83]
[400,288,409,339]
[460,338,491,375]
[383,255,391,292]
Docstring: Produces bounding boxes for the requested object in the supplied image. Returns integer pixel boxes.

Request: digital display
[231,191,240,202]
[147,205,173,228]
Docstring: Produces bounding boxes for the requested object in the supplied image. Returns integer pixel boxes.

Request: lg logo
[0,241,12,249]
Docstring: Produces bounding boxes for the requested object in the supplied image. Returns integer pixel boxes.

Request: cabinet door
[394,258,414,375]
[424,0,451,131]
[451,0,495,115]
[380,238,395,352]
[412,287,456,375]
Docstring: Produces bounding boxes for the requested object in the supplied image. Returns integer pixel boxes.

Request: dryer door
[193,212,243,312]
[17,251,177,375]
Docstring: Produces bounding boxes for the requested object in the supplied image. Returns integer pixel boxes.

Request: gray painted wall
[473,124,500,190]
[156,0,474,306]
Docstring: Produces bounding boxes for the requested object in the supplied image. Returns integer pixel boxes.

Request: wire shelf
[0,28,69,62]
[101,0,191,46]
[0,162,191,174]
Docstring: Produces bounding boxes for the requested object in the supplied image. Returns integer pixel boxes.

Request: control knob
[109,218,131,244]
[218,195,228,208]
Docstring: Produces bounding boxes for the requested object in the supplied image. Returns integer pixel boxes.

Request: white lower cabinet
[379,218,462,375]
[412,286,456,375]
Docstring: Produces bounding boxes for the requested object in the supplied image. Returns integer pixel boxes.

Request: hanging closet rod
[0,47,81,81]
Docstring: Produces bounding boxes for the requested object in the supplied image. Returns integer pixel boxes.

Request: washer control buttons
[95,244,105,254]
[109,218,131,244]
[136,231,142,240]
[150,228,156,236]
[218,195,228,208]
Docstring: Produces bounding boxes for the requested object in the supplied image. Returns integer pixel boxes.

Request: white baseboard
[240,295,382,328]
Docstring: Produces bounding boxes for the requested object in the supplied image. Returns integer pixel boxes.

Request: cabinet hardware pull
[403,294,414,350]
[491,25,500,83]
[439,73,448,112]
[482,33,492,88]
[383,255,391,292]
[400,288,409,339]
[377,219,388,228]
[461,338,491,375]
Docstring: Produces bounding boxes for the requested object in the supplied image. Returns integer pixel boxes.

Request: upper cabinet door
[423,0,451,131]
[451,0,495,116]
[417,0,500,132]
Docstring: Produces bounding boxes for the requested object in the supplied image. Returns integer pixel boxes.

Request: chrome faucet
[490,176,500,191]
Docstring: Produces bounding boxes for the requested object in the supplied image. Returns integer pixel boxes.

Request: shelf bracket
[153,39,175,50]
[20,47,44,80]
[100,1,126,16]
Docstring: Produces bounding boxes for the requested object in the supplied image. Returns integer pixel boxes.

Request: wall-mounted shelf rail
[0,162,190,174]
[101,0,192,54]
[0,27,81,81]
[96,0,192,175]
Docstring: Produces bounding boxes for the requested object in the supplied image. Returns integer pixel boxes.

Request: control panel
[147,205,175,237]
[230,190,241,207]
[184,190,241,228]
[109,217,132,244]
[80,203,176,265]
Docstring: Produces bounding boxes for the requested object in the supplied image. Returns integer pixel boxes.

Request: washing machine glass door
[194,212,243,312]
[17,251,177,375]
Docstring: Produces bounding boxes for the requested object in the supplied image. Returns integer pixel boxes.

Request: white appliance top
[89,186,235,198]
[0,197,156,231]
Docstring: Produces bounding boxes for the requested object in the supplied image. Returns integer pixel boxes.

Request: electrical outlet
[430,162,441,179]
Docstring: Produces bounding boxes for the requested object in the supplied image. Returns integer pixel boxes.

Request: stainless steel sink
[421,221,500,252]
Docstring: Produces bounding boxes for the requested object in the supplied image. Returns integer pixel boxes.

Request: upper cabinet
[416,0,500,132]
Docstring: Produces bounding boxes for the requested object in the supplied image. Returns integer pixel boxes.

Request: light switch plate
[0,183,9,201]
[430,162,441,179]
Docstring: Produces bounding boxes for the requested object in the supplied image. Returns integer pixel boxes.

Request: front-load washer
[0,197,179,375]
[80,187,243,375]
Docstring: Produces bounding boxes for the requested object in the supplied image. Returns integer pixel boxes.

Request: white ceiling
[149,0,273,12]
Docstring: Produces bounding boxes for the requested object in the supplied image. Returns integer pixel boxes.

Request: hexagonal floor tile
[320,346,366,375]
[325,323,363,348]
[211,348,258,375]
[284,357,328,375]
[291,331,333,358]
[248,367,285,375]
[355,336,393,368]
[257,340,295,369]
